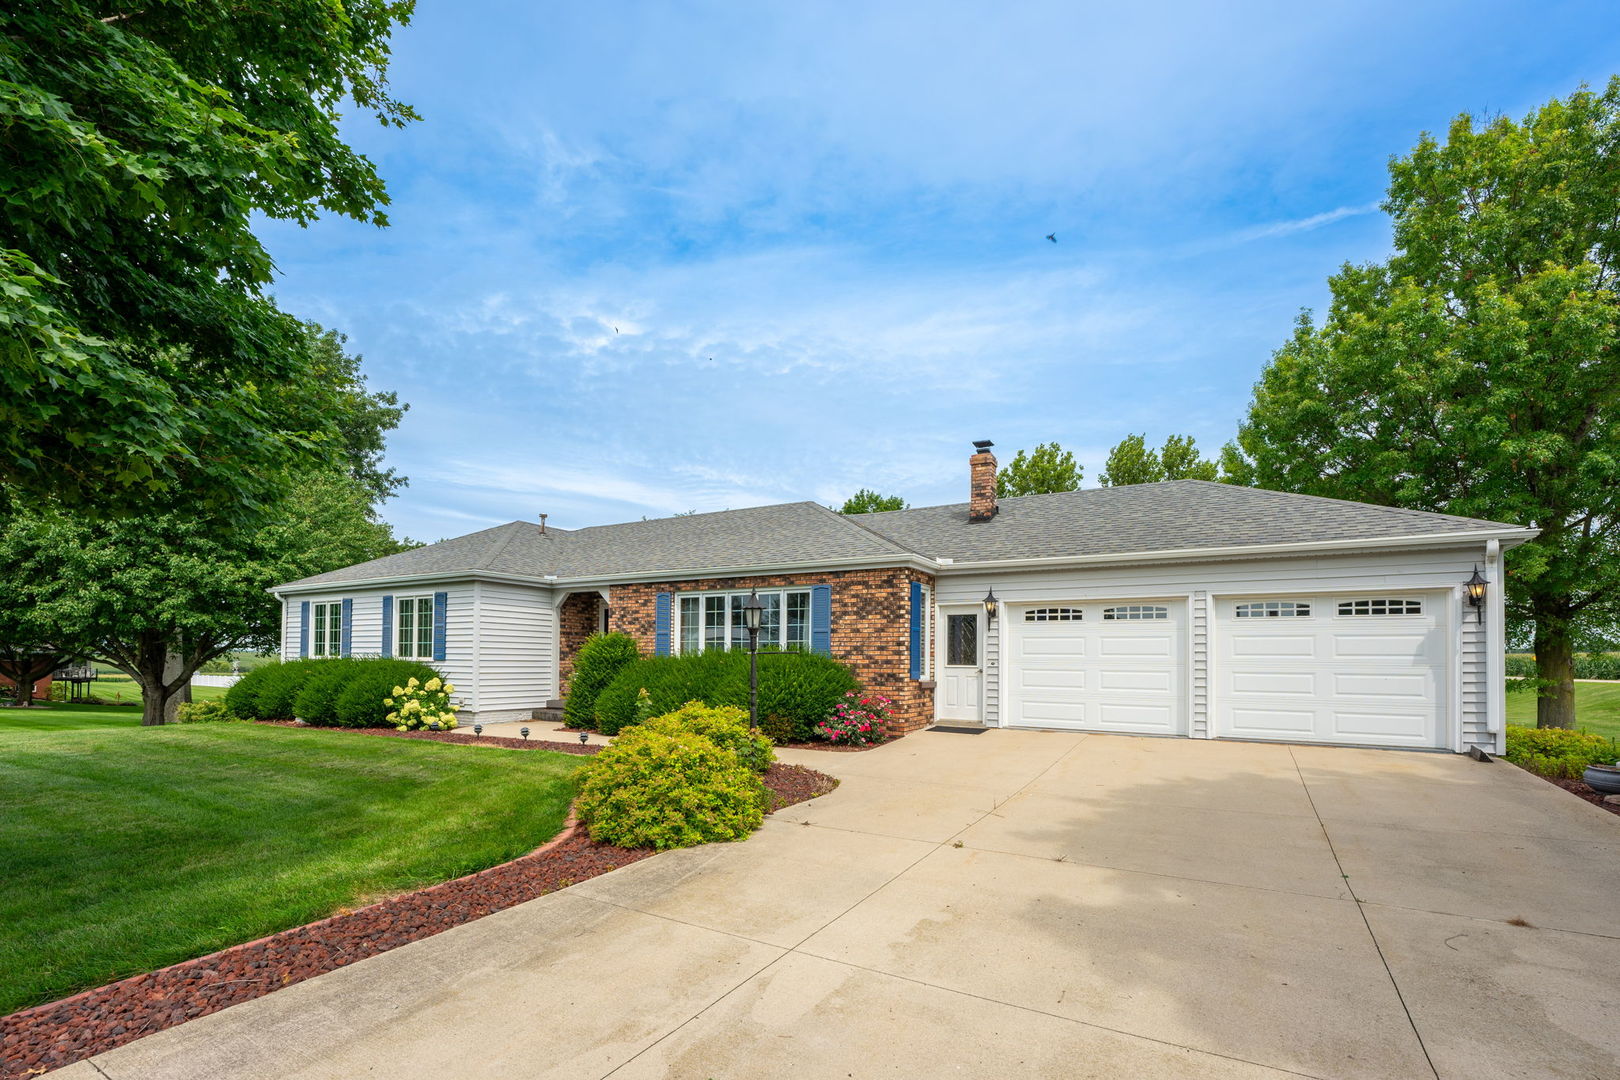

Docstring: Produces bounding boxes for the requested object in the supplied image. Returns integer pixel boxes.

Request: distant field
[63,674,228,706]
[1506,679,1620,743]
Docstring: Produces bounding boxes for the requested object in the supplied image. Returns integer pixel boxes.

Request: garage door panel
[1231,671,1317,696]
[1228,708,1316,735]
[1099,634,1172,658]
[1331,672,1430,700]
[1007,602,1185,735]
[1229,633,1316,659]
[1218,593,1445,749]
[1099,669,1174,692]
[1021,668,1087,690]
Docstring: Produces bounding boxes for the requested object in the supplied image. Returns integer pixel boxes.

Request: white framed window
[396,595,435,658]
[311,601,343,657]
[1337,598,1422,617]
[675,589,812,653]
[1103,605,1169,621]
[1025,607,1083,622]
[1235,601,1311,618]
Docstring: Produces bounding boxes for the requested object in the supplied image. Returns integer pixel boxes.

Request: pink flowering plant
[813,691,893,746]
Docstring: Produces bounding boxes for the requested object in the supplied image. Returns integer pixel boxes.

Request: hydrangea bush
[385,676,461,731]
[814,691,892,746]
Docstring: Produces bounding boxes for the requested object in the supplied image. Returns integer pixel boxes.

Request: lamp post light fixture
[742,588,764,730]
[1464,566,1487,622]
[983,588,999,620]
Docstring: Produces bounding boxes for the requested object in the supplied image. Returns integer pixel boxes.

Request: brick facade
[0,673,52,701]
[604,567,937,732]
[557,591,604,696]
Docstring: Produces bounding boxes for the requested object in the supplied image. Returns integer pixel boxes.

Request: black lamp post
[1464,566,1487,622]
[983,588,999,620]
[742,589,764,730]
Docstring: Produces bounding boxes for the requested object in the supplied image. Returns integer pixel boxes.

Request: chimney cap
[972,439,994,452]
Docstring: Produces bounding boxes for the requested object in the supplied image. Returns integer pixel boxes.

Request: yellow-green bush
[633,701,775,772]
[1504,724,1618,778]
[175,699,235,723]
[385,675,460,731]
[576,729,767,850]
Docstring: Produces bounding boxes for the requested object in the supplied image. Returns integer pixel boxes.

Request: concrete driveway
[64,731,1620,1080]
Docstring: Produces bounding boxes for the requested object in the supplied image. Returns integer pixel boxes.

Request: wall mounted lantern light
[983,588,999,620]
[1464,566,1487,622]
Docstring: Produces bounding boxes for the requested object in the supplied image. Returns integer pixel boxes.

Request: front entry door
[938,607,983,723]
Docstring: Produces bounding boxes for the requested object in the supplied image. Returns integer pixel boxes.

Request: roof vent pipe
[538,513,548,536]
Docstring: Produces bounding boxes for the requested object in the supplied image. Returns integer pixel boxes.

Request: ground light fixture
[473,724,483,738]
[1465,566,1487,622]
[520,726,530,740]
[742,588,764,730]
[578,731,589,746]
[983,588,999,620]
[429,720,441,731]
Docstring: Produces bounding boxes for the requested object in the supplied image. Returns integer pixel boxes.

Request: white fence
[190,673,242,688]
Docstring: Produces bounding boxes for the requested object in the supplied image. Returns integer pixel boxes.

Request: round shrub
[291,658,365,725]
[577,730,768,849]
[636,701,775,772]
[329,659,443,728]
[225,658,326,720]
[563,633,641,730]
[176,699,235,723]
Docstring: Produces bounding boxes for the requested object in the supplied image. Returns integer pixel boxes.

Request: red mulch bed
[1543,774,1620,817]
[1,743,837,1079]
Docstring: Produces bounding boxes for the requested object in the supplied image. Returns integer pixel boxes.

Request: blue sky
[260,0,1619,542]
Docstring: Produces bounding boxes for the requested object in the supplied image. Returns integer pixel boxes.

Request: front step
[531,705,566,723]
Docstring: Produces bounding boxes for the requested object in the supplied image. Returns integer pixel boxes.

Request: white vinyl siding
[474,581,556,714]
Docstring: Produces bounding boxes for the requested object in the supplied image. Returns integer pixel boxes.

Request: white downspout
[1484,539,1506,753]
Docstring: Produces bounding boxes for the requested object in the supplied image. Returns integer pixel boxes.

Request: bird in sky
[613,326,620,333]
[1045,233,1057,243]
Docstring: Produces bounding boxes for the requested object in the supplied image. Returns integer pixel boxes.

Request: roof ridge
[478,520,540,571]
[810,501,914,554]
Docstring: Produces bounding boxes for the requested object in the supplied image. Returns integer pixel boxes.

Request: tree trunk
[1532,607,1577,730]
[9,673,31,708]
[133,647,188,725]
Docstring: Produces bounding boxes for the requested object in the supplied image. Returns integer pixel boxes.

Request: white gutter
[933,527,1539,574]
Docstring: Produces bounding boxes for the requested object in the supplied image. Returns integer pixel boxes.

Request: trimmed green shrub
[1504,724,1619,778]
[636,701,775,772]
[594,649,860,739]
[563,633,641,729]
[332,659,442,728]
[175,699,235,723]
[225,657,442,725]
[576,729,768,849]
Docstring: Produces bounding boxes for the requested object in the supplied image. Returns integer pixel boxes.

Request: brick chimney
[969,440,997,522]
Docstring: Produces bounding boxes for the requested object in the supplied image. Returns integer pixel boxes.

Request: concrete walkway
[64,731,1620,1080]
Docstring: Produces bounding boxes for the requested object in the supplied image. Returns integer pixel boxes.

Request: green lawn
[0,708,581,1015]
[1506,679,1620,742]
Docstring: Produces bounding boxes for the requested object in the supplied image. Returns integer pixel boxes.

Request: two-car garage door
[1001,592,1448,748]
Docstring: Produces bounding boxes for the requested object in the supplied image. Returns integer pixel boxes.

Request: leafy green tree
[839,489,908,514]
[996,443,1082,497]
[1099,434,1165,486]
[0,3,417,515]
[1100,434,1224,485]
[2,483,417,726]
[1235,80,1620,729]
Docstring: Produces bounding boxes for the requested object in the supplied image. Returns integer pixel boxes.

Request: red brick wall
[606,567,936,732]
[0,673,52,700]
[557,591,603,696]
[969,448,998,521]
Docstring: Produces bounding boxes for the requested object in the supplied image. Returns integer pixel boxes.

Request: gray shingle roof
[854,481,1520,563]
[281,502,907,587]
[279,481,1525,589]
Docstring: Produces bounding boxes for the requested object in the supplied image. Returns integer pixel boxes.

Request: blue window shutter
[432,591,448,662]
[299,601,310,658]
[908,581,923,679]
[340,598,353,657]
[381,595,394,657]
[810,585,832,655]
[654,593,672,656]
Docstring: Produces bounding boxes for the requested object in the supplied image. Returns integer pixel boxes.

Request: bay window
[676,588,812,652]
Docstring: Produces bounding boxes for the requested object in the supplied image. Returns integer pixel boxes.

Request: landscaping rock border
[1,736,837,1078]
[257,719,599,754]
